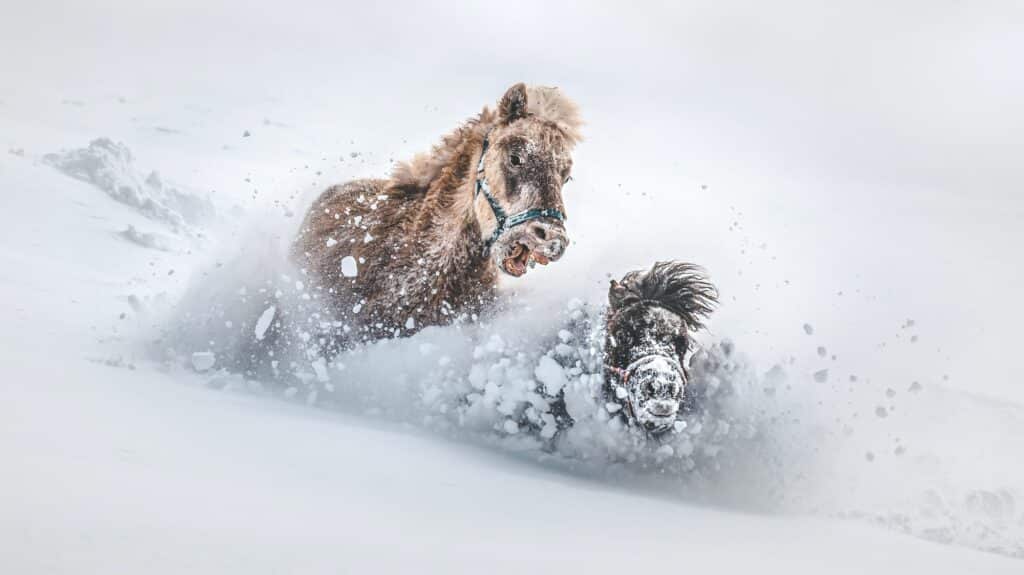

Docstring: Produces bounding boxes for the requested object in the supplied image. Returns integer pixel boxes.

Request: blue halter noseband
[475,133,565,255]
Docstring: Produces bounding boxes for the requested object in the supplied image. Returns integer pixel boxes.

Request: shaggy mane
[526,85,583,146]
[616,261,719,330]
[391,84,582,192]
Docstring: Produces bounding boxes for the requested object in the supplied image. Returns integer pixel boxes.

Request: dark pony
[603,261,718,435]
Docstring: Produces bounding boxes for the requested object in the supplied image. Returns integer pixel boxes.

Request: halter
[603,298,687,387]
[475,132,565,255]
[604,352,685,426]
[605,353,684,387]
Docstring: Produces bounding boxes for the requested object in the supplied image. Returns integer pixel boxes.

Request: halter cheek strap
[475,132,565,255]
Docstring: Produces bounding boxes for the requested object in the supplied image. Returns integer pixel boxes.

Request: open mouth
[640,418,676,435]
[501,242,550,277]
[638,408,679,434]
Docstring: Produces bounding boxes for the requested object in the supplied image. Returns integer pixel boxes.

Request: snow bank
[44,138,216,233]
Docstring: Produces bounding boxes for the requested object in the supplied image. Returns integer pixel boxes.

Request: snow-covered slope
[1,107,1022,575]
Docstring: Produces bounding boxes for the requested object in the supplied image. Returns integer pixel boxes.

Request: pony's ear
[608,279,629,309]
[499,83,529,123]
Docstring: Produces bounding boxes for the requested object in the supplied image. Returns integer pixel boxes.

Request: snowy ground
[3,2,1024,572]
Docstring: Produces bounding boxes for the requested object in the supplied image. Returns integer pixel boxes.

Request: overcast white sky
[3,0,1022,400]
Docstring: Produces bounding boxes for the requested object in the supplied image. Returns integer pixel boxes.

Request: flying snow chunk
[340,256,358,277]
[503,420,520,434]
[191,351,216,372]
[325,237,338,247]
[254,306,276,340]
[534,355,568,394]
[405,316,415,330]
[813,368,829,383]
[803,323,815,335]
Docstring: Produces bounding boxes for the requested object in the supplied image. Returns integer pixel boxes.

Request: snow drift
[44,138,217,234]
[155,203,1024,560]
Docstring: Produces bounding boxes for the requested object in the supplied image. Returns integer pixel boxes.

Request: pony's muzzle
[525,221,568,263]
[647,399,679,418]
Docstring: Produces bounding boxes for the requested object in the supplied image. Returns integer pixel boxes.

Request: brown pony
[291,83,582,348]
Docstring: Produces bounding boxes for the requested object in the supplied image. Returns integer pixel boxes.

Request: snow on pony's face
[604,262,718,435]
[606,304,690,434]
[475,84,579,278]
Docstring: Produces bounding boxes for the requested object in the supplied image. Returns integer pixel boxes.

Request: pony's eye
[510,154,523,167]
[563,174,573,184]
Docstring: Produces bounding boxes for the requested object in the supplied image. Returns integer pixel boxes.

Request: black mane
[610,261,719,330]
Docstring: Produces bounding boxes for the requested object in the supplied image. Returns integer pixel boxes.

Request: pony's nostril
[531,225,548,241]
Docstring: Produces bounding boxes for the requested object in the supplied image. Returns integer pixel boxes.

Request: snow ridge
[44,138,216,233]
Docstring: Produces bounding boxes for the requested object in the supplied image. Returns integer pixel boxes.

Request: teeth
[508,243,527,260]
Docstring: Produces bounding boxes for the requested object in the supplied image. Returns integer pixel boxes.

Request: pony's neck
[414,122,493,271]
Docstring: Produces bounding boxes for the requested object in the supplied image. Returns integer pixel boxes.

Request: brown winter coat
[292,83,582,347]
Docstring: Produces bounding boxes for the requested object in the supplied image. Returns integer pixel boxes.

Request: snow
[190,351,216,372]
[341,255,358,277]
[534,355,568,395]
[253,305,276,340]
[117,224,174,251]
[43,138,215,233]
[3,2,1024,572]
